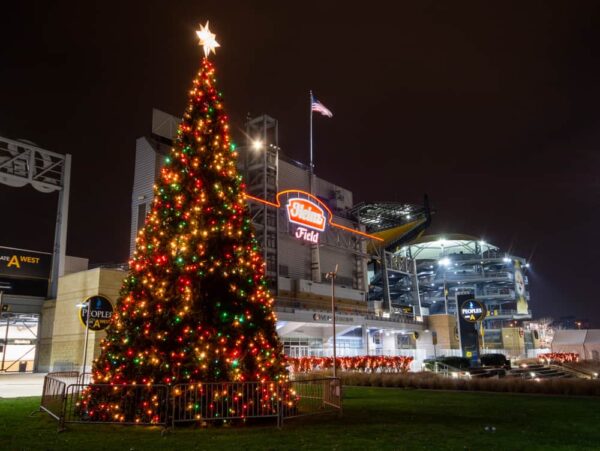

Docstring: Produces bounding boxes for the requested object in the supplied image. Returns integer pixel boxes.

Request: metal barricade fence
[78,372,93,385]
[171,381,282,427]
[39,372,342,430]
[40,373,77,420]
[282,378,342,422]
[61,383,169,428]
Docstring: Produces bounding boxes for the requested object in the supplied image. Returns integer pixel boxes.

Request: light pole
[77,300,91,375]
[326,264,339,378]
[0,291,8,372]
[439,257,451,314]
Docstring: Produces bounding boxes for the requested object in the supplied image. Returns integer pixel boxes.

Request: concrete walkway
[0,373,46,398]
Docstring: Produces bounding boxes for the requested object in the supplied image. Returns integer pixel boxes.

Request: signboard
[0,276,48,297]
[246,189,384,244]
[287,197,328,244]
[400,305,414,315]
[79,295,114,331]
[460,299,486,323]
[456,294,485,366]
[514,261,529,315]
[286,198,327,232]
[0,246,51,280]
[294,227,320,243]
[10,339,34,345]
[312,312,355,323]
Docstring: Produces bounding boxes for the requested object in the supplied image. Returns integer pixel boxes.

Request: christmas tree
[81,23,290,423]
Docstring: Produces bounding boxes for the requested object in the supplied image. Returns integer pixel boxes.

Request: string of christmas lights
[80,31,293,423]
[537,353,579,364]
[287,356,414,374]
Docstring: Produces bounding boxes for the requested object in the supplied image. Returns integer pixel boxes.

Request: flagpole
[309,90,314,175]
[309,91,318,285]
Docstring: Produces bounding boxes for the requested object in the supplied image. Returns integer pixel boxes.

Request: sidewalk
[0,373,46,398]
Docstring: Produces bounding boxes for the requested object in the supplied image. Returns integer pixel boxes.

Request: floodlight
[439,257,451,267]
[251,139,264,151]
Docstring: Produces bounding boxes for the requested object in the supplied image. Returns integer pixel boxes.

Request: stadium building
[396,235,535,355]
[11,110,537,372]
[129,110,432,359]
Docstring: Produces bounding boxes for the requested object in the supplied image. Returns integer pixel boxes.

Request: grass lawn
[1,387,599,450]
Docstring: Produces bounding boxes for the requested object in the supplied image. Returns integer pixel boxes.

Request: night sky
[1,1,599,325]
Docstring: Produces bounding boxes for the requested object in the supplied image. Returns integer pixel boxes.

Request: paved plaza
[0,373,45,398]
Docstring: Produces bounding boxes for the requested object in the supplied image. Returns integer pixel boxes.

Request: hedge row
[297,371,600,397]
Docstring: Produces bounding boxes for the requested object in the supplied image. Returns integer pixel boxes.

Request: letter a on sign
[7,255,20,268]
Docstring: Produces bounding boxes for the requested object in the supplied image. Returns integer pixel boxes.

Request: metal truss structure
[0,136,71,298]
[243,116,280,289]
[350,200,432,317]
[349,201,427,234]
[0,312,38,372]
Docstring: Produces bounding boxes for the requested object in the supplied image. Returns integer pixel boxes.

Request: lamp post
[0,291,8,372]
[439,257,451,315]
[443,270,447,315]
[77,300,91,375]
[326,264,339,378]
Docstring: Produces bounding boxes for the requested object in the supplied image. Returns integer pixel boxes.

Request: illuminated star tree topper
[196,21,220,57]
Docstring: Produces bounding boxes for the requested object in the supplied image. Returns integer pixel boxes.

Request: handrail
[426,361,470,378]
[275,300,420,325]
[552,363,597,380]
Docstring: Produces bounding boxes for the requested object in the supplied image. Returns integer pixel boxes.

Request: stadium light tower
[244,115,280,289]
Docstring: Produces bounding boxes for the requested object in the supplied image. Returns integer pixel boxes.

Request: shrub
[332,371,600,396]
[480,353,510,368]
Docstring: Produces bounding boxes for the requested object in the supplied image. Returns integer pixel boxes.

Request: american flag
[311,95,333,118]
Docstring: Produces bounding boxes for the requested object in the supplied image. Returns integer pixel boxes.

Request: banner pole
[309,90,313,175]
[0,291,7,372]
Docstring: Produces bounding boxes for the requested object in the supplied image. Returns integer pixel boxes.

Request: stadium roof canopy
[400,234,499,260]
[348,202,428,233]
